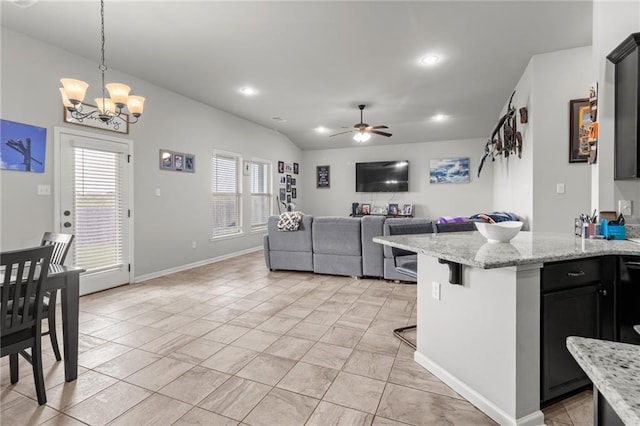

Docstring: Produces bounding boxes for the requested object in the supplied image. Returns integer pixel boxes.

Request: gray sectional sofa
[263,215,449,280]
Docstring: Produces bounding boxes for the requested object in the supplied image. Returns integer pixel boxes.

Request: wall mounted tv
[355,160,409,192]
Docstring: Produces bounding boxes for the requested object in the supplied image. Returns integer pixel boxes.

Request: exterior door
[55,127,132,296]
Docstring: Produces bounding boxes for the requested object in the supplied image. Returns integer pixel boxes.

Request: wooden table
[44,264,84,382]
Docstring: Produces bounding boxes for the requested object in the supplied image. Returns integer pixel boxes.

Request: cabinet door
[541,283,600,402]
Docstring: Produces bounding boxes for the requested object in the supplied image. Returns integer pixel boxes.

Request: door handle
[63,222,72,228]
[567,271,585,277]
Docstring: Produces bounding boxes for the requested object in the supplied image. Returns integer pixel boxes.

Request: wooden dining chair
[1,245,54,405]
[41,232,74,361]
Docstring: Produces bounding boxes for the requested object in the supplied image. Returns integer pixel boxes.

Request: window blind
[73,147,123,273]
[212,152,241,237]
[250,161,271,229]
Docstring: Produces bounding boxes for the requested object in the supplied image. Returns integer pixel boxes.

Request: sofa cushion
[312,217,362,256]
[267,215,313,252]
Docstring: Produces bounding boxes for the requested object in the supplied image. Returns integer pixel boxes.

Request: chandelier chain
[99,0,106,100]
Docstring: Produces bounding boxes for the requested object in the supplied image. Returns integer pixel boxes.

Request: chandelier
[59,0,144,129]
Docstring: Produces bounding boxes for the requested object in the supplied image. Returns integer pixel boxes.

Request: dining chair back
[40,232,74,362]
[41,232,74,265]
[1,245,54,405]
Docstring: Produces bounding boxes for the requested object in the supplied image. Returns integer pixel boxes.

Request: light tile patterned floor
[1,251,591,425]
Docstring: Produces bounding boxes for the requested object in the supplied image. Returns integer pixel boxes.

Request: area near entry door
[55,127,132,296]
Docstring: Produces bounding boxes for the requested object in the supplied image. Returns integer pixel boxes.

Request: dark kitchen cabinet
[607,33,640,180]
[540,258,614,404]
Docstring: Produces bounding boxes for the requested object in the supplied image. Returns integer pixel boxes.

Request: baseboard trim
[413,351,545,426]
[134,246,263,283]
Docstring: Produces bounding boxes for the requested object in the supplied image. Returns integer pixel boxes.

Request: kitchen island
[373,231,640,426]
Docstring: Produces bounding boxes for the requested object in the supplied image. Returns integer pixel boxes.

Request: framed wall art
[569,98,590,163]
[293,162,299,174]
[402,203,413,216]
[292,188,297,199]
[317,165,330,188]
[160,150,173,170]
[429,157,470,184]
[285,163,294,173]
[278,161,285,174]
[159,149,195,173]
[0,119,46,173]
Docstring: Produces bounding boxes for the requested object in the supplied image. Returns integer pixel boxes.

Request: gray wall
[301,138,494,219]
[1,28,302,278]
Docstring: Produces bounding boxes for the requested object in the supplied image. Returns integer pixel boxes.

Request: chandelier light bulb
[353,132,371,143]
[106,83,131,109]
[60,79,89,104]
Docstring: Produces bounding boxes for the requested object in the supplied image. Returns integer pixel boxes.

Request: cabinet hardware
[567,271,586,277]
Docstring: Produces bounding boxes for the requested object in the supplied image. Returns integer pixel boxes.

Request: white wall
[592,0,640,222]
[494,46,594,232]
[0,28,302,277]
[301,138,494,219]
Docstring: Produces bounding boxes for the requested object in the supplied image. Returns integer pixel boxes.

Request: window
[250,159,272,230]
[212,151,242,237]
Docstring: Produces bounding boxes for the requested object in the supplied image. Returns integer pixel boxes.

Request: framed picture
[429,157,470,183]
[285,163,294,173]
[402,203,413,216]
[174,153,184,171]
[292,188,297,198]
[286,174,292,192]
[569,98,590,163]
[287,194,292,203]
[388,203,399,216]
[278,161,285,174]
[280,176,286,184]
[293,162,299,174]
[184,154,195,173]
[63,103,129,134]
[291,178,296,186]
[317,165,330,188]
[279,187,286,200]
[361,204,371,215]
[159,150,173,170]
[0,119,46,173]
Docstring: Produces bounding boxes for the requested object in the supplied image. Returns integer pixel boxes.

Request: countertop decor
[566,336,640,425]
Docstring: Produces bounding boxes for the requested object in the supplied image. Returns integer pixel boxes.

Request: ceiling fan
[330,104,392,142]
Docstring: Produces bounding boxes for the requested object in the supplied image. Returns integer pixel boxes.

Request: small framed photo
[285,163,294,173]
[278,161,285,174]
[287,194,292,203]
[280,176,286,184]
[293,162,299,174]
[174,153,184,171]
[361,204,371,215]
[317,165,330,188]
[291,178,296,186]
[184,154,195,173]
[292,188,297,199]
[279,187,286,200]
[286,174,292,192]
[402,203,413,216]
[388,203,399,216]
[569,98,590,163]
[160,149,173,170]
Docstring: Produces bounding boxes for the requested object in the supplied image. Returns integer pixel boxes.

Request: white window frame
[211,150,243,240]
[249,158,273,232]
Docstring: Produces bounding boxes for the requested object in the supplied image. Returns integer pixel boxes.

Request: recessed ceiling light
[314,126,328,133]
[419,55,440,66]
[239,87,257,96]
[432,114,448,122]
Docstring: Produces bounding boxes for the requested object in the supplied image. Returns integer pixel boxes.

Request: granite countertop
[373,231,640,269]
[566,336,640,425]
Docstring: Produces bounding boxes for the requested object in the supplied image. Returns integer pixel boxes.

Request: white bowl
[474,221,523,243]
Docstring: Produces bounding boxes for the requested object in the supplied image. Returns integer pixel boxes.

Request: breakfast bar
[373,231,640,426]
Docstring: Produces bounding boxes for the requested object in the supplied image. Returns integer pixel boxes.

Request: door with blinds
[56,128,132,296]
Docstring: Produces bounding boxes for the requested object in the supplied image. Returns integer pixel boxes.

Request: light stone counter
[374,231,640,269]
[567,336,640,425]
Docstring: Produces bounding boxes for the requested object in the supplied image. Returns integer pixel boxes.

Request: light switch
[37,184,51,195]
[556,183,565,194]
[155,188,161,197]
[619,200,632,216]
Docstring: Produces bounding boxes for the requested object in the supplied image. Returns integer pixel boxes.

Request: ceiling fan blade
[370,125,389,129]
[329,130,353,137]
[370,130,392,137]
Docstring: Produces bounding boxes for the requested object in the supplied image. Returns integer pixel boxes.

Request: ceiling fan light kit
[330,104,392,142]
[59,0,145,129]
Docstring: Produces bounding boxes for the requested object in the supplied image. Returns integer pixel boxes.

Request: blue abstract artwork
[1,119,46,173]
[429,157,470,184]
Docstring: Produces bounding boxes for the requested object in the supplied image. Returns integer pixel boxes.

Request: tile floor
[1,251,592,425]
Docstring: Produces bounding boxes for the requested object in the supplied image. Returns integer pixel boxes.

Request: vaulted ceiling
[1,1,592,150]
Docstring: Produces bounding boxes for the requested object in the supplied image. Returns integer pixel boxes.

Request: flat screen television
[355,160,409,192]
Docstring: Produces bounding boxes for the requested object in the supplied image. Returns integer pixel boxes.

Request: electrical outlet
[155,188,161,196]
[432,281,441,300]
[556,183,565,194]
[192,241,197,249]
[37,184,51,195]
[619,200,632,216]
